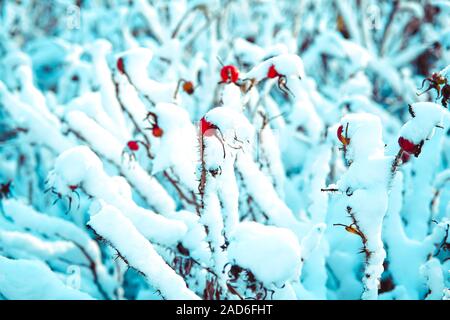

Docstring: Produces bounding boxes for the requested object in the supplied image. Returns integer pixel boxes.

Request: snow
[420,258,445,300]
[339,113,385,161]
[62,112,177,214]
[0,81,72,153]
[227,222,302,286]
[325,112,391,299]
[150,103,198,190]
[118,48,154,82]
[171,210,210,263]
[204,107,254,146]
[64,92,122,140]
[245,53,305,81]
[399,102,449,144]
[441,64,450,79]
[117,47,176,104]
[53,144,103,187]
[0,256,93,300]
[87,204,199,300]
[2,199,94,248]
[49,146,187,246]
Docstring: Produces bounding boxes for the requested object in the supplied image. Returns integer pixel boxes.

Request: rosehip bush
[0,0,449,301]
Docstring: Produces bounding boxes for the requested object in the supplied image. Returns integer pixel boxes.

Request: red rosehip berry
[127,140,139,151]
[398,137,416,154]
[200,117,216,137]
[267,65,280,79]
[152,126,163,138]
[398,137,423,157]
[337,125,350,146]
[68,185,78,191]
[220,65,239,83]
[117,57,125,74]
[182,81,195,95]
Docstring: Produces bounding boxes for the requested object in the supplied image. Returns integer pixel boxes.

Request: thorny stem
[432,223,449,257]
[346,207,370,261]
[342,206,384,298]
[174,243,218,278]
[254,110,282,191]
[87,226,167,300]
[391,148,403,175]
[173,79,188,99]
[112,75,154,160]
[235,167,269,222]
[198,134,207,209]
[430,176,450,213]
[196,133,223,298]
[115,79,199,213]
[163,170,201,215]
[61,125,158,212]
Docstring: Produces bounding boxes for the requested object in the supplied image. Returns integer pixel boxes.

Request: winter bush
[0,0,449,300]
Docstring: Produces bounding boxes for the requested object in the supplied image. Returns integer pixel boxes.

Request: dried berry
[337,125,350,146]
[417,72,447,97]
[182,81,195,95]
[345,225,360,236]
